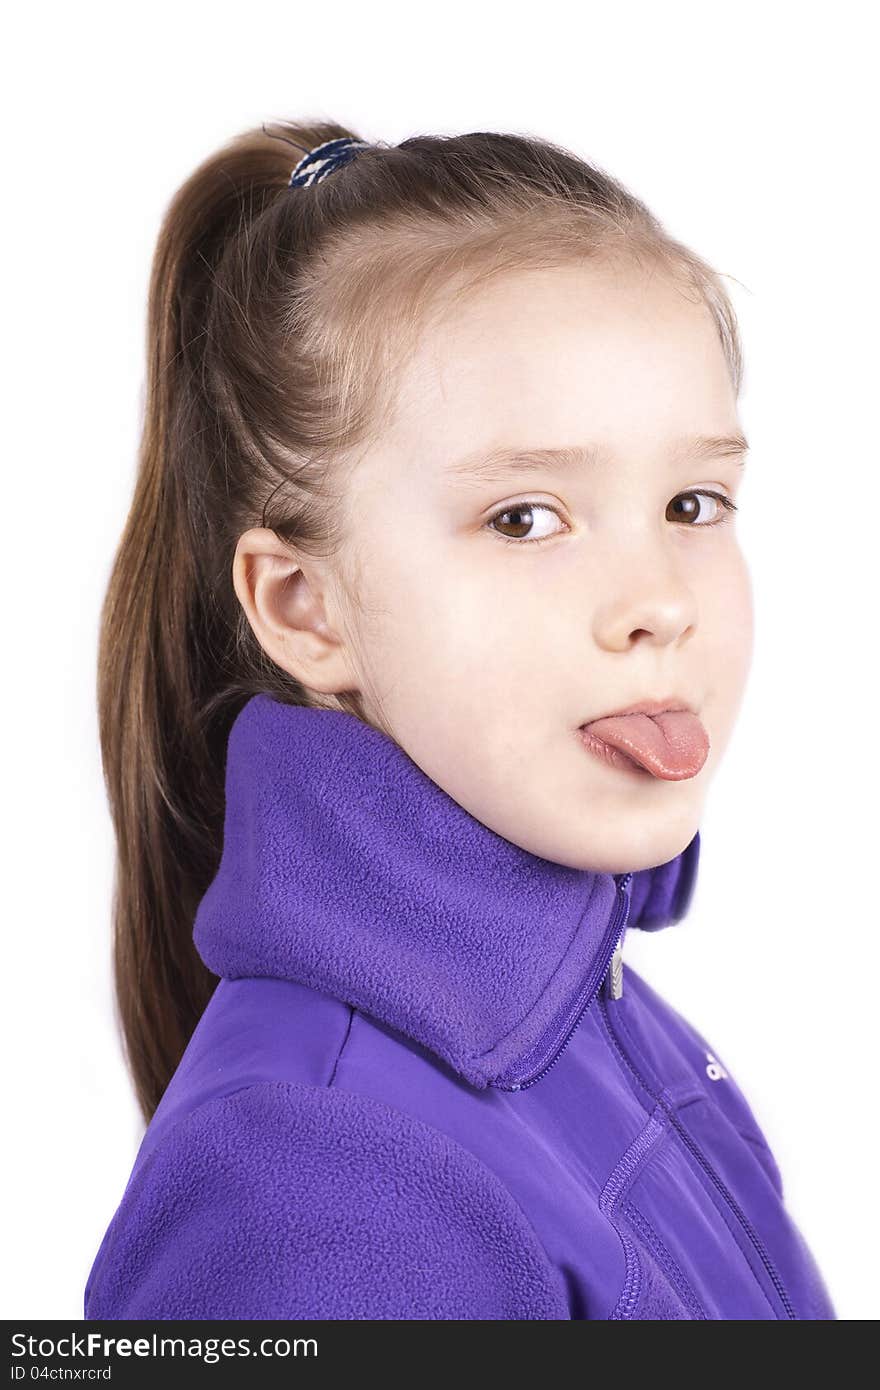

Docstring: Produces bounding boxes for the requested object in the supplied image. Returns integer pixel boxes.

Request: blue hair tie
[288,137,371,188]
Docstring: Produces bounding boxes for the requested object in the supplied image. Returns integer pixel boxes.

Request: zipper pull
[605,873,632,1001]
[606,933,625,999]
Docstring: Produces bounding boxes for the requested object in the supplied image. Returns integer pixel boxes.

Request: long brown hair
[97,119,743,1126]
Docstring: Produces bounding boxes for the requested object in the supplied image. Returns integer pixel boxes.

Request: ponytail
[97,120,363,1124]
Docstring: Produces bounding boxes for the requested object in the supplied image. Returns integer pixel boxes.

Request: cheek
[703,548,754,704]
[722,548,754,656]
[353,536,549,722]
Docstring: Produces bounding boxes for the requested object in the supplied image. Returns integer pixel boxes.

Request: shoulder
[85,1080,569,1321]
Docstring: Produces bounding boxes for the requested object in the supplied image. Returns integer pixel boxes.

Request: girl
[84,122,835,1320]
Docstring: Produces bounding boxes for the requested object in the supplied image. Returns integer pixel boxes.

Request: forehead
[386,262,736,470]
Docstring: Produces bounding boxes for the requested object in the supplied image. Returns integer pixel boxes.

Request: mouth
[578,697,709,781]
[583,695,696,721]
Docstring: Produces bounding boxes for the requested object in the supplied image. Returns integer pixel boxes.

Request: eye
[485,500,567,546]
[485,489,738,547]
[668,490,738,527]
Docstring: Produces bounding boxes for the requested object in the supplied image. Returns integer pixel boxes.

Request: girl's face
[313,261,752,872]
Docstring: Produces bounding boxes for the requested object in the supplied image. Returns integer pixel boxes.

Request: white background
[4,0,877,1321]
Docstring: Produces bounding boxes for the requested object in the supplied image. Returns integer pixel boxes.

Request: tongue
[583,711,709,780]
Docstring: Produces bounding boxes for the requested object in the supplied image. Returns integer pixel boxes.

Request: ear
[232,527,360,696]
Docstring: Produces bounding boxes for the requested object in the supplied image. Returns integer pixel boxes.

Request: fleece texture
[84,694,836,1320]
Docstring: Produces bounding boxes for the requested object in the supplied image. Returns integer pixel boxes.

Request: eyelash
[485,491,739,546]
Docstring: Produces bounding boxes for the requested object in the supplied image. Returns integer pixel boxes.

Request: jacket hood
[193,694,700,1090]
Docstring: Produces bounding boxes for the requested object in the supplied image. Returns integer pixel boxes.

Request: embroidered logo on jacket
[705,1050,729,1082]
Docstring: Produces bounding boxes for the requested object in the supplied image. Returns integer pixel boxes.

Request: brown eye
[486,501,567,546]
[668,490,738,527]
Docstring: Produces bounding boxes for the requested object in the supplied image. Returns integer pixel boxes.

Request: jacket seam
[737,1126,776,1156]
[327,1006,356,1088]
[620,1198,708,1319]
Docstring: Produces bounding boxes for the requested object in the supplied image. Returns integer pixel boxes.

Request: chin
[550,816,699,876]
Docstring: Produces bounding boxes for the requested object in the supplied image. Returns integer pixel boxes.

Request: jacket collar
[193,694,700,1090]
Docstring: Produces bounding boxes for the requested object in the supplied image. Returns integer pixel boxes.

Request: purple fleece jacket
[84,694,836,1319]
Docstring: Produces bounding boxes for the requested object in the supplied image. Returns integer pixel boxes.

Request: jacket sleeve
[84,1080,570,1320]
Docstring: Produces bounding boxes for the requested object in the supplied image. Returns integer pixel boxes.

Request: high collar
[193,694,700,1090]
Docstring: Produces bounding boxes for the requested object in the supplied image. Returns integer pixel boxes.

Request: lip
[580,696,695,724]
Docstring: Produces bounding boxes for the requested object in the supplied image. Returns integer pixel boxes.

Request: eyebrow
[444,432,750,485]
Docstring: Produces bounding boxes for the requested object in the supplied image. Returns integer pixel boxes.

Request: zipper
[490,872,634,1092]
[597,992,798,1319]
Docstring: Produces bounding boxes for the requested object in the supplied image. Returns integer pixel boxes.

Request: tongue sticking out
[581,711,709,780]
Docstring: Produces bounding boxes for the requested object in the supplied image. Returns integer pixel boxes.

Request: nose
[592,563,698,652]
